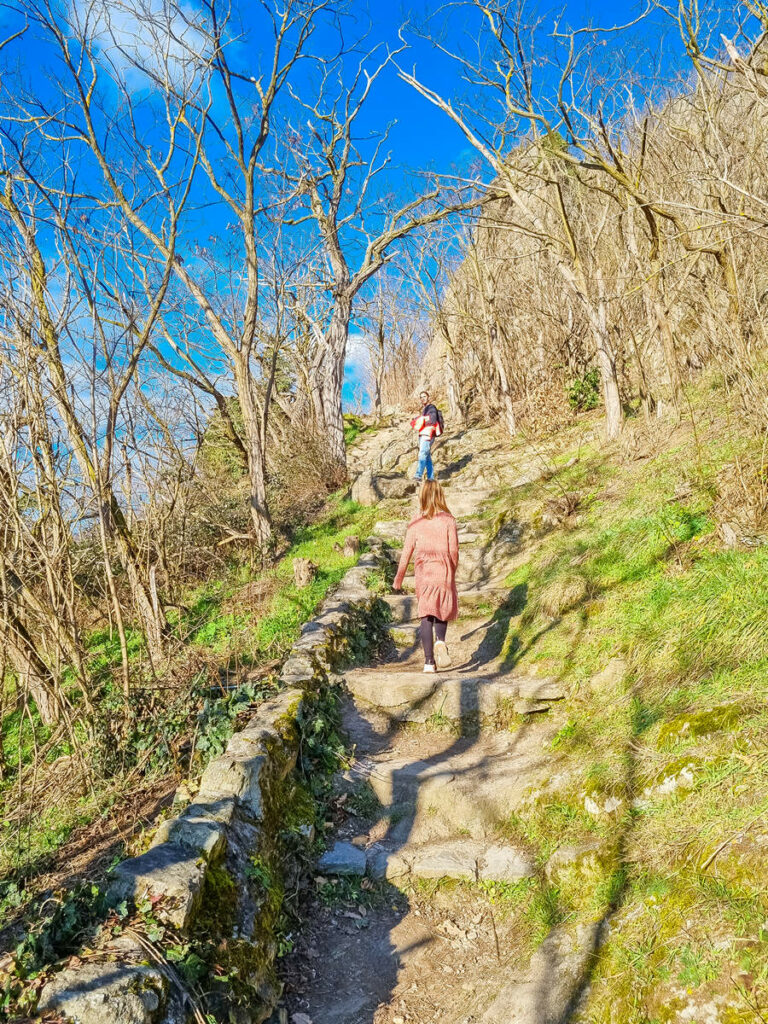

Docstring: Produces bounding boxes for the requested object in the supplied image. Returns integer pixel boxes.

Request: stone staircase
[321,479,565,888]
[279,456,586,1024]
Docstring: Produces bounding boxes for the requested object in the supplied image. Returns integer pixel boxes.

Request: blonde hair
[419,480,451,519]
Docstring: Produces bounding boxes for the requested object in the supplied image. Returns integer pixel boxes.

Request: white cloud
[69,0,209,92]
[344,330,372,379]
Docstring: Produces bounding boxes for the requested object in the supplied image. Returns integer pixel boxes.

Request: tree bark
[233,355,273,550]
[4,614,61,727]
[319,295,353,472]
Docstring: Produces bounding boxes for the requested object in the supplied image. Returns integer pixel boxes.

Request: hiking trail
[278,428,597,1024]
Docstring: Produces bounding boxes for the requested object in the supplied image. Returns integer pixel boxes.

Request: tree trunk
[439,318,465,426]
[234,356,273,550]
[373,315,385,420]
[489,324,517,437]
[319,296,352,473]
[557,263,623,440]
[4,615,61,726]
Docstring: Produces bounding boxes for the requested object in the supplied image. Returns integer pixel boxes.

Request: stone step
[367,838,534,883]
[441,488,495,519]
[344,668,565,722]
[382,593,420,623]
[383,586,509,623]
[376,523,485,551]
[316,836,533,883]
[386,623,419,649]
[353,732,554,840]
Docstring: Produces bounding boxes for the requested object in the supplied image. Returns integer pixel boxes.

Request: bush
[566,368,601,412]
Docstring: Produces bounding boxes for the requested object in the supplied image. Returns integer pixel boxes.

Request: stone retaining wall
[37,550,386,1024]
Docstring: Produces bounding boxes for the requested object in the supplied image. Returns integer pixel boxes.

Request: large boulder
[38,961,170,1024]
[351,468,377,505]
[351,470,417,506]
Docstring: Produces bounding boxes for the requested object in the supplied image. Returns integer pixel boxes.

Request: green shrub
[566,368,601,411]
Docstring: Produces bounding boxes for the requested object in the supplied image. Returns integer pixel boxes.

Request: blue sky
[336,0,687,406]
[0,0,726,412]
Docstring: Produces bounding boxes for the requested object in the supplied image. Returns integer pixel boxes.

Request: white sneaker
[423,663,436,673]
[434,641,452,668]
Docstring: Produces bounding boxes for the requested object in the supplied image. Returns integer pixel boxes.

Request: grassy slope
[474,378,768,1022]
[0,490,385,937]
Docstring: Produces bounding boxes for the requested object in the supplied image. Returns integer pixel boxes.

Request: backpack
[424,403,444,437]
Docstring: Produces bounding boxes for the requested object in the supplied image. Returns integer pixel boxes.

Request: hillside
[2,3,768,1022]
[4,381,765,1023]
[273,385,768,1024]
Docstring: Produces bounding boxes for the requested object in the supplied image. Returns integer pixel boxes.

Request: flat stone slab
[409,840,483,880]
[196,750,266,819]
[387,623,419,648]
[373,520,407,540]
[150,811,226,862]
[366,839,534,882]
[109,842,205,930]
[360,732,553,839]
[38,962,169,1024]
[383,594,420,623]
[318,841,367,876]
[344,669,438,709]
[343,669,559,724]
[478,844,535,881]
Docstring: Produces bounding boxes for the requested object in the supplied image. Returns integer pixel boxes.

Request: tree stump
[343,535,361,559]
[293,558,318,588]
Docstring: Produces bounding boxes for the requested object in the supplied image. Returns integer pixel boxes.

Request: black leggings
[420,615,447,665]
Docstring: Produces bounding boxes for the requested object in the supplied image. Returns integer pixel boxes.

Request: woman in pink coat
[393,480,459,673]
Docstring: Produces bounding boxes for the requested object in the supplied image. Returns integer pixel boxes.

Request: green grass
[343,413,368,447]
[177,493,381,664]
[0,491,383,942]
[478,388,768,1020]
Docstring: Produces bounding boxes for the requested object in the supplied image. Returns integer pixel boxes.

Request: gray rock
[409,840,482,880]
[477,845,535,881]
[150,812,226,862]
[196,751,266,819]
[351,468,377,505]
[387,624,419,649]
[182,797,236,825]
[373,520,407,541]
[516,678,565,700]
[109,842,206,930]
[340,566,371,590]
[382,594,420,623]
[317,841,366,876]
[366,846,411,880]
[373,474,417,500]
[226,729,271,759]
[38,962,168,1024]
[344,669,437,709]
[281,655,315,679]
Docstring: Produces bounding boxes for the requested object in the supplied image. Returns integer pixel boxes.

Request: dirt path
[277,439,587,1024]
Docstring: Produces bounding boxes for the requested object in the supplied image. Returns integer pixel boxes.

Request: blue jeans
[415,437,434,480]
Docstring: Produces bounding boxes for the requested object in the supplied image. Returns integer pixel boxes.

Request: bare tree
[281,42,478,469]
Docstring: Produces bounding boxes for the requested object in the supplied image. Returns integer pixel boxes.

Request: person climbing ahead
[411,390,442,481]
[393,480,459,673]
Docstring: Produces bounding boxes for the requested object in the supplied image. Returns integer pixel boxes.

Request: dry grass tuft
[537,573,589,618]
[714,457,768,543]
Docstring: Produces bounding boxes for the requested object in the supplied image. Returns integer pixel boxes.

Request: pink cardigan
[393,511,459,621]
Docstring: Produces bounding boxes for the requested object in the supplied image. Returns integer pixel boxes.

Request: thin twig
[700,807,768,871]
